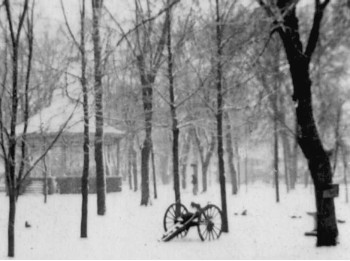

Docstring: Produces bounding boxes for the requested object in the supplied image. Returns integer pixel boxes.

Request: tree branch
[304,0,330,60]
[60,0,81,51]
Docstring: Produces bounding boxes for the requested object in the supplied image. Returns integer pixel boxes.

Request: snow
[0,183,349,259]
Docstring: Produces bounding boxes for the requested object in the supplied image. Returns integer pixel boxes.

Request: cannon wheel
[163,203,189,238]
[197,204,223,241]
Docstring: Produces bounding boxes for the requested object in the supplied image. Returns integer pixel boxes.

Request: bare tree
[61,0,90,238]
[166,0,181,207]
[79,0,90,238]
[215,0,228,233]
[2,0,29,256]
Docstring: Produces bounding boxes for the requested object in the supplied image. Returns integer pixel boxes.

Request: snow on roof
[16,89,124,138]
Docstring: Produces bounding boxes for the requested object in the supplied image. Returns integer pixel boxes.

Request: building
[16,90,124,194]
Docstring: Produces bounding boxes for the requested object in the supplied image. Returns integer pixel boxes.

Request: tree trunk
[167,3,181,205]
[341,143,349,203]
[235,137,241,189]
[4,0,29,256]
[274,0,338,245]
[8,190,16,257]
[43,156,48,203]
[272,76,280,202]
[80,0,89,238]
[151,145,157,199]
[128,139,133,190]
[141,142,151,205]
[139,72,155,206]
[216,0,228,233]
[130,142,138,192]
[225,111,238,195]
[180,133,191,189]
[193,129,216,193]
[281,134,290,193]
[290,115,298,189]
[273,109,280,202]
[92,0,106,215]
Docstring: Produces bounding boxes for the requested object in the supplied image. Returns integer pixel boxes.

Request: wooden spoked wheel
[197,204,223,241]
[163,203,189,238]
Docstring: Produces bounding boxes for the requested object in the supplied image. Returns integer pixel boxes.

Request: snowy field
[0,182,349,259]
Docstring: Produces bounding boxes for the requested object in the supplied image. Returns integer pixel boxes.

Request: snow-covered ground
[0,182,349,259]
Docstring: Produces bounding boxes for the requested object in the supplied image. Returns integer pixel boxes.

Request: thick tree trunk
[141,143,151,205]
[167,4,181,205]
[139,72,154,206]
[293,59,337,247]
[92,0,106,215]
[274,0,338,246]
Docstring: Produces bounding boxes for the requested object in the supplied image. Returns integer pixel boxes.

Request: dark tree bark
[139,71,154,205]
[80,0,90,238]
[216,0,228,233]
[261,0,338,246]
[92,0,106,215]
[166,1,181,206]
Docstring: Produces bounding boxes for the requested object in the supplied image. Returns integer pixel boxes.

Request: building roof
[16,89,124,138]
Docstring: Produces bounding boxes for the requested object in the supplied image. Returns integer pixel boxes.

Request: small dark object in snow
[241,210,247,216]
[25,221,31,228]
[337,219,346,224]
[234,213,238,216]
[291,215,302,219]
[304,230,317,237]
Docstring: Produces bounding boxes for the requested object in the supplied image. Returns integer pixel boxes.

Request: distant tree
[258,0,338,246]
